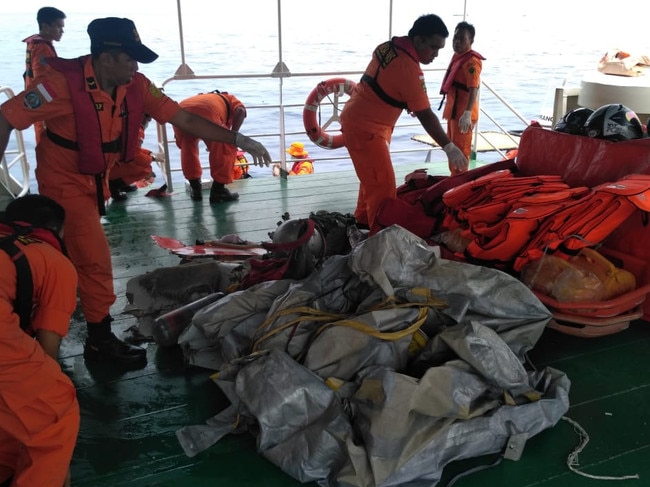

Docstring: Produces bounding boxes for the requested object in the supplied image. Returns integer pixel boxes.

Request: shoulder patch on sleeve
[23,82,55,109]
[375,41,398,68]
[149,84,164,98]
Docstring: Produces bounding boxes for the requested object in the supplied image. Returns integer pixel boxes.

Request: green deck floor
[58,164,650,486]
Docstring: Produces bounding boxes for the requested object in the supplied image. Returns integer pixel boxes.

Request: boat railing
[156,68,529,192]
[0,72,530,198]
[0,86,31,201]
[476,79,529,149]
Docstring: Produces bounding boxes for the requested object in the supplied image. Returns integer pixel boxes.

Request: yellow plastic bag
[568,248,636,301]
[522,255,603,302]
[522,249,636,303]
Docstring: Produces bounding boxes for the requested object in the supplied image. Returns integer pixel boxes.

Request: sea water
[1,0,649,182]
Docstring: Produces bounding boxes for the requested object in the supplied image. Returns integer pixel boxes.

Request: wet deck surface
[59,163,650,486]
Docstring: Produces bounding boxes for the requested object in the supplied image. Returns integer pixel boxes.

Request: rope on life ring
[303,78,356,149]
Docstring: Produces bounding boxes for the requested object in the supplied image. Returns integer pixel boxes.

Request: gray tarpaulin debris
[122,260,237,337]
[175,226,570,486]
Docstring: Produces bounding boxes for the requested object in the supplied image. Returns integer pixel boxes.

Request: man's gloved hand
[234,133,271,167]
[459,110,472,134]
[443,142,469,175]
[152,152,166,163]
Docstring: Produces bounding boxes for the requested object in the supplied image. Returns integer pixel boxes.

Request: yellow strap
[316,307,429,342]
[252,289,447,353]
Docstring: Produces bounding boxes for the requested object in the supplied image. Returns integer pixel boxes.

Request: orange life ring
[303,78,356,149]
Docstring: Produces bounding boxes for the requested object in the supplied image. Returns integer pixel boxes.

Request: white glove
[459,110,472,134]
[234,133,271,167]
[443,142,469,175]
[152,152,165,163]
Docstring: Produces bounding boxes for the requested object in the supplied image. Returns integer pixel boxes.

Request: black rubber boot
[209,182,239,203]
[84,315,147,368]
[109,179,128,201]
[188,179,203,201]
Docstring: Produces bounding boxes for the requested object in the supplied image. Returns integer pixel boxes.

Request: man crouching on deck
[0,195,79,487]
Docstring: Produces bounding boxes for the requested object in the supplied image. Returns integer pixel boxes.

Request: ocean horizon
[2,0,649,182]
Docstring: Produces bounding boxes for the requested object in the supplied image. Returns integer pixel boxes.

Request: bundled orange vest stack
[433,126,650,337]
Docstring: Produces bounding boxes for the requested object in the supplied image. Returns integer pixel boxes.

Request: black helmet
[272,218,325,264]
[583,104,644,142]
[268,218,326,279]
[554,107,594,135]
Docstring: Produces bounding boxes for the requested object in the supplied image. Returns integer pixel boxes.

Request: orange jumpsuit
[442,52,483,159]
[22,34,57,144]
[174,92,246,185]
[0,57,181,323]
[340,36,431,233]
[0,232,79,487]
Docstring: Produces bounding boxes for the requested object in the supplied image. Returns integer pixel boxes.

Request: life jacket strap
[0,232,34,331]
[46,128,122,153]
[360,73,408,110]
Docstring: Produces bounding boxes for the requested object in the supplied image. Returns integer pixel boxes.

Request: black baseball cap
[87,17,158,64]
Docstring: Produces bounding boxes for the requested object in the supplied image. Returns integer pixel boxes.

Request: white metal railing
[2,0,529,195]
[1,74,529,197]
[0,86,31,199]
[155,69,529,192]
[149,1,524,192]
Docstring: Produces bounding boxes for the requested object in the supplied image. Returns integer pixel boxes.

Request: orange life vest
[445,173,650,271]
[46,56,144,174]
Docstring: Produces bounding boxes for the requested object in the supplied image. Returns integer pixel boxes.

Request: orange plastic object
[533,283,650,319]
[547,306,643,338]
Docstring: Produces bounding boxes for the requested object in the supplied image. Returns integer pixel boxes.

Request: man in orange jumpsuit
[173,90,247,203]
[440,21,485,161]
[22,6,66,144]
[0,194,79,487]
[109,113,160,201]
[340,14,468,235]
[272,142,315,177]
[0,17,271,369]
[232,151,251,180]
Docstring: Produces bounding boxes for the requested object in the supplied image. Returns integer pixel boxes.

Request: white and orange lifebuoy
[303,78,356,149]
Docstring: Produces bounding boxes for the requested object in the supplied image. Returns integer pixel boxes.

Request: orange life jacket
[442,171,569,232]
[22,34,56,81]
[449,174,650,271]
[374,159,516,239]
[46,56,144,174]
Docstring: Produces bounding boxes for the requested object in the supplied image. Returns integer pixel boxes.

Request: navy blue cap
[87,17,158,64]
